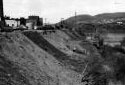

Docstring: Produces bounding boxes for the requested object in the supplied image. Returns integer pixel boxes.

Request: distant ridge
[66,15,95,23]
[95,12,125,19]
[64,12,125,24]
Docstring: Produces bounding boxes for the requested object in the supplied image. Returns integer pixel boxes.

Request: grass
[0,55,31,85]
[80,42,125,84]
[23,31,86,73]
[95,45,125,85]
[24,31,125,84]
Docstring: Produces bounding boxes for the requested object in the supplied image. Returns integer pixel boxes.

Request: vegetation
[121,38,125,46]
[0,55,31,85]
[60,12,125,35]
[23,31,86,73]
[80,43,125,85]
[64,12,125,25]
[1,20,125,85]
[99,45,125,84]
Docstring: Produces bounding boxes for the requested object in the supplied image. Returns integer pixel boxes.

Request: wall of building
[26,22,34,29]
[26,16,43,29]
[5,20,20,27]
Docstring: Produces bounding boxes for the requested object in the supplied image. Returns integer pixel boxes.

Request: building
[39,18,43,26]
[4,17,28,29]
[20,17,26,26]
[26,16,43,29]
[2,15,43,30]
[5,19,20,28]
[4,16,21,28]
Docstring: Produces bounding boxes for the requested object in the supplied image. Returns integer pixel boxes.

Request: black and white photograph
[0,0,125,85]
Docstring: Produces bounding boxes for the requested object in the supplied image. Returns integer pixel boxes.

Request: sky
[3,0,125,23]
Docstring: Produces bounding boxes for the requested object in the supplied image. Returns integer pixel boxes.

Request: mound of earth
[1,30,124,85]
[0,32,83,85]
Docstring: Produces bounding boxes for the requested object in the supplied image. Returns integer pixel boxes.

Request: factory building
[0,0,43,30]
[26,16,43,29]
[5,19,20,28]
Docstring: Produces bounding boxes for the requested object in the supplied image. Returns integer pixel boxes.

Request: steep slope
[23,31,86,73]
[0,55,31,85]
[0,32,83,85]
[23,31,110,85]
[42,30,85,55]
[1,30,124,85]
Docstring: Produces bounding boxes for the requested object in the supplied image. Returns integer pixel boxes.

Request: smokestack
[0,0,4,21]
[0,0,5,30]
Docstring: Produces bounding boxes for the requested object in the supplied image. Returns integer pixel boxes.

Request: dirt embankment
[0,32,83,85]
[23,31,108,85]
[23,31,86,73]
[1,30,122,85]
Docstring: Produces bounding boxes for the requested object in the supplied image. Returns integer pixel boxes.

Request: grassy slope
[23,31,111,85]
[99,45,125,84]
[1,30,125,85]
[62,12,125,34]
[65,12,125,24]
[23,31,86,73]
[0,55,31,85]
[0,32,82,85]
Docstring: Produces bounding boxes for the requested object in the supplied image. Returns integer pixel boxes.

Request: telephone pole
[75,11,77,29]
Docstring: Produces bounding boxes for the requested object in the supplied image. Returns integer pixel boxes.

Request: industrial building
[4,16,43,30]
[26,16,43,29]
[5,19,20,28]
[0,0,43,30]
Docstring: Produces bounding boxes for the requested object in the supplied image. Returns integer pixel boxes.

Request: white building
[26,22,34,29]
[5,20,20,28]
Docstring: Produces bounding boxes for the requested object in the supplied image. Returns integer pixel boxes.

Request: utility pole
[60,18,64,28]
[45,18,47,25]
[75,11,77,29]
[72,11,77,31]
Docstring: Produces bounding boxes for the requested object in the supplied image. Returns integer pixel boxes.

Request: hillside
[63,12,125,26]
[0,32,83,85]
[0,29,110,85]
[23,31,89,73]
[1,29,125,85]
[95,12,125,20]
[0,30,103,85]
[66,15,95,24]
